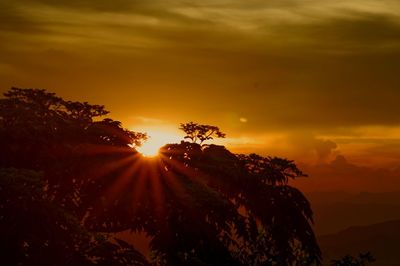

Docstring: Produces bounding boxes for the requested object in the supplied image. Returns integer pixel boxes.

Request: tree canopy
[179,122,226,145]
[330,252,375,266]
[0,88,322,265]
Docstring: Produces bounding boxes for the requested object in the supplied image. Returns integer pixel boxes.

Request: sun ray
[77,143,135,155]
[147,158,166,217]
[134,127,182,157]
[83,153,138,180]
[104,156,143,201]
[131,162,152,215]
[158,152,209,186]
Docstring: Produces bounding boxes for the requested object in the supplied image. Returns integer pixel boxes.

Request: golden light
[135,127,182,157]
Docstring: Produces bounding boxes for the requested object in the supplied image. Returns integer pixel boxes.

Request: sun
[135,127,182,157]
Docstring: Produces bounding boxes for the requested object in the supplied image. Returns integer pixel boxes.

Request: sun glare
[136,127,182,157]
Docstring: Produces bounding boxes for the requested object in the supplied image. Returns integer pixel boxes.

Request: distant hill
[305,191,400,235]
[306,191,400,205]
[318,219,400,266]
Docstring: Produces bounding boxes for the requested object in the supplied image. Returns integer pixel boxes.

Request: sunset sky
[1,0,400,192]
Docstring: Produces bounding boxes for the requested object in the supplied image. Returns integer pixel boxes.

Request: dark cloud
[0,2,43,34]
[1,0,150,13]
[268,12,400,51]
[1,0,400,133]
[315,140,337,160]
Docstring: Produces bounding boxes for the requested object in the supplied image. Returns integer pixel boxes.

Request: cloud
[1,0,400,174]
[130,116,167,125]
[315,139,338,160]
[294,155,400,192]
[0,0,161,13]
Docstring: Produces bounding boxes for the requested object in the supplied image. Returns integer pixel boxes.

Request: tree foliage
[179,122,226,145]
[0,88,321,265]
[330,252,375,266]
[0,168,149,266]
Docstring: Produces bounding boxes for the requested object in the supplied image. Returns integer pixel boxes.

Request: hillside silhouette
[306,191,400,235]
[319,219,400,266]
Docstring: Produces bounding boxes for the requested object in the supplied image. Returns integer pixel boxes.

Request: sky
[1,0,400,192]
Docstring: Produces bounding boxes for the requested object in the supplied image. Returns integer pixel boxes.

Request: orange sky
[1,0,400,192]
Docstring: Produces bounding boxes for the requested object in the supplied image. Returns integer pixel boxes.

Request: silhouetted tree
[0,87,147,212]
[153,143,321,265]
[0,168,149,266]
[330,252,375,266]
[179,122,226,144]
[0,88,321,265]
